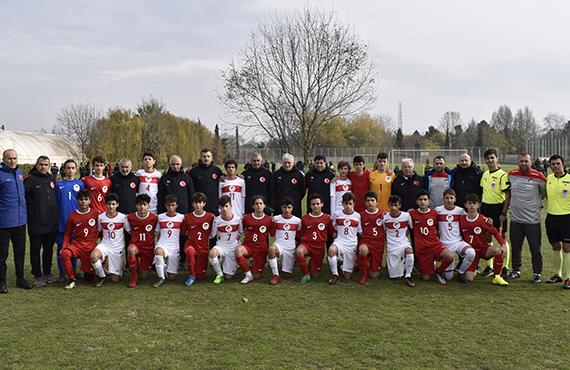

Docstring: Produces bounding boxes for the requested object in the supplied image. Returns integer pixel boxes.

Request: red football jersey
[460,214,505,252]
[82,175,112,214]
[347,170,372,212]
[297,212,334,244]
[409,208,442,253]
[127,212,159,249]
[63,207,100,252]
[359,208,385,246]
[181,211,215,253]
[242,213,274,248]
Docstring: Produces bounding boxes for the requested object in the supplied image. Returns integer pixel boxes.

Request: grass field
[1,163,565,369]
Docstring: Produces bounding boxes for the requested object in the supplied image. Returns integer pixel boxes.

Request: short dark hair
[63,159,77,169]
[465,193,480,203]
[36,155,50,164]
[483,149,497,159]
[377,152,388,160]
[416,189,430,199]
[549,154,564,164]
[218,194,231,206]
[364,190,378,201]
[224,159,238,169]
[105,192,119,204]
[191,192,207,203]
[518,152,532,159]
[443,188,456,197]
[314,154,326,162]
[142,151,155,160]
[164,194,178,205]
[434,155,445,162]
[201,148,212,155]
[281,196,294,207]
[308,193,323,203]
[251,194,266,206]
[337,160,350,171]
[342,192,355,204]
[77,189,91,200]
[92,155,106,165]
[388,195,401,205]
[135,194,151,205]
[353,155,364,164]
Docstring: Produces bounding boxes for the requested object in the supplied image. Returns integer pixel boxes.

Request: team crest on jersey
[19,174,23,180]
[180,181,186,187]
[212,173,218,180]
[413,181,419,186]
[102,186,108,193]
[229,185,235,192]
[50,182,54,188]
[318,223,325,230]
[563,189,568,197]
[324,178,330,184]
[393,221,401,229]
[202,222,210,230]
[89,219,96,226]
[342,184,349,191]
[427,219,434,226]
[343,219,351,227]
[376,219,382,226]
[283,223,291,230]
[145,176,152,183]
[474,227,482,234]
[260,176,266,183]
[167,221,174,229]
[528,179,533,183]
[260,225,267,233]
[385,176,392,182]
[145,224,153,232]
[291,178,297,184]
[107,222,115,230]
[130,182,136,189]
[73,184,80,192]
[446,214,454,222]
[225,225,232,232]
[490,182,497,190]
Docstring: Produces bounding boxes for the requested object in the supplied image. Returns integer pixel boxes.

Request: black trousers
[0,225,27,282]
[29,231,57,278]
[510,221,542,274]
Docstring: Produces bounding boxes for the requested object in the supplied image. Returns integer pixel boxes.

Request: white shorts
[213,245,238,276]
[273,243,296,274]
[95,243,123,277]
[156,244,180,275]
[443,240,471,256]
[386,243,408,278]
[332,239,357,273]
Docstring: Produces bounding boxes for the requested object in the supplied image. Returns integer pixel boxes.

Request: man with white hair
[273,153,305,218]
[110,158,140,217]
[242,152,275,215]
[391,158,426,212]
[158,155,195,215]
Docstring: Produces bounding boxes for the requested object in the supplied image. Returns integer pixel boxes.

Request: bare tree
[438,111,462,148]
[54,102,103,159]
[218,7,377,167]
[543,112,567,134]
[491,105,514,138]
[513,107,539,152]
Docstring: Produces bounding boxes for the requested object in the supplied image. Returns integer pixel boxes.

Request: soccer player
[55,159,84,283]
[436,189,476,283]
[219,159,246,216]
[180,192,215,286]
[90,193,131,286]
[208,195,244,283]
[82,155,112,213]
[357,191,386,284]
[235,195,275,284]
[328,192,361,284]
[368,152,396,212]
[460,193,509,285]
[330,160,352,216]
[296,193,335,283]
[135,151,162,214]
[60,189,100,289]
[383,195,415,287]
[409,190,454,284]
[267,196,302,285]
[126,194,159,287]
[347,156,372,213]
[544,154,570,289]
[153,194,184,287]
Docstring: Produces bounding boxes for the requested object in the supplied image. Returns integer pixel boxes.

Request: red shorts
[242,244,268,274]
[64,244,95,274]
[129,243,155,271]
[466,244,492,272]
[184,242,209,280]
[416,245,446,275]
[359,241,384,271]
[300,242,325,272]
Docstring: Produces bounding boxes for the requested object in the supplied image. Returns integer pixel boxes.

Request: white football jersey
[98,212,130,252]
[156,212,184,252]
[383,211,412,249]
[435,205,466,246]
[273,214,302,249]
[135,169,162,214]
[219,177,246,216]
[209,214,244,249]
[330,178,352,216]
[332,210,362,246]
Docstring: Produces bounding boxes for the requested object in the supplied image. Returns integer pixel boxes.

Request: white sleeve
[218,181,223,198]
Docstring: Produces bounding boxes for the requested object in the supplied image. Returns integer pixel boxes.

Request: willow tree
[219,7,377,168]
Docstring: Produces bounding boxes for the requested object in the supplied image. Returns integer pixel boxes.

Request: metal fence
[526,137,569,161]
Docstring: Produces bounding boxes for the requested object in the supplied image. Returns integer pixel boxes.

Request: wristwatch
[501,212,507,216]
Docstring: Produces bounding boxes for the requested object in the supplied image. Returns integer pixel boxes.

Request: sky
[1,0,569,138]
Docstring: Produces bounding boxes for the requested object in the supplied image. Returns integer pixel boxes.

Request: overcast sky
[1,0,569,138]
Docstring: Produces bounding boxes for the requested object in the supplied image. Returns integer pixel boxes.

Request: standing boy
[135,151,162,214]
[82,155,112,213]
[368,152,396,212]
[330,160,352,216]
[219,159,246,216]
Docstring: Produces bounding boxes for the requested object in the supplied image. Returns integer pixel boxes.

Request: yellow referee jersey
[480,168,510,204]
[546,173,570,215]
[368,171,396,212]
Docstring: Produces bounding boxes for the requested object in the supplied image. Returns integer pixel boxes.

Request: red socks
[437,258,453,273]
[357,254,369,277]
[296,256,309,276]
[236,255,250,273]
[60,249,75,279]
[127,256,137,279]
[493,254,504,275]
[185,247,196,277]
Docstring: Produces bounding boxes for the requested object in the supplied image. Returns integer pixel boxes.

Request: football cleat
[546,274,563,284]
[93,277,106,287]
[64,279,77,290]
[492,275,509,286]
[504,271,521,280]
[213,274,224,284]
[269,275,280,285]
[564,278,570,290]
[436,272,446,285]
[128,278,138,288]
[328,275,339,285]
[405,277,415,287]
[481,266,494,278]
[532,274,541,284]
[457,273,469,284]
[300,275,311,284]
[185,276,196,286]
[358,273,367,285]
[240,273,254,284]
[152,278,165,288]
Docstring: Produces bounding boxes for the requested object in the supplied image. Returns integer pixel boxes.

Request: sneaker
[300,275,311,284]
[328,274,339,285]
[75,272,84,280]
[492,275,509,286]
[44,274,56,284]
[481,266,494,278]
[185,276,196,286]
[16,278,33,290]
[152,278,165,287]
[34,277,47,287]
[358,273,367,285]
[405,277,415,287]
[270,275,280,285]
[436,271,446,285]
[241,273,254,284]
[0,281,7,294]
[504,271,521,280]
[128,278,138,288]
[457,273,469,284]
[532,274,541,284]
[546,274,563,284]
[57,271,66,283]
[213,274,224,284]
[64,279,77,290]
[93,277,106,287]
[564,278,570,290]
[500,267,509,278]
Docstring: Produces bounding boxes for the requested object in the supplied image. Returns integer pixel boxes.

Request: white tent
[0,130,81,165]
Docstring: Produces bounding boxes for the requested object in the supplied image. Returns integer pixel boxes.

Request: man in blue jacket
[0,149,31,293]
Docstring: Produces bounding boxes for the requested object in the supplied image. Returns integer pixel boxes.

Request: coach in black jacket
[158,155,195,214]
[273,153,305,218]
[24,156,59,285]
[305,155,335,215]
[452,153,483,209]
[391,158,426,212]
[242,153,275,214]
[110,158,140,215]
[188,149,223,216]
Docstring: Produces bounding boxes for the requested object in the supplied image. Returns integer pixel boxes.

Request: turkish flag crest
[291,178,297,184]
[260,177,266,183]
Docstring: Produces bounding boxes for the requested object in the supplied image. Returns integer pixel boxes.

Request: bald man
[452,153,483,209]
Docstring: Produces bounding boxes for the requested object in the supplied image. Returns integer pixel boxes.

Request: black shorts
[481,203,508,233]
[546,214,570,244]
